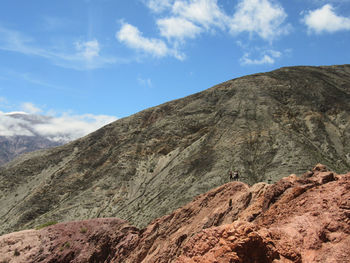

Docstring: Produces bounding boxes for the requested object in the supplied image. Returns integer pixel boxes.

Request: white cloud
[146,0,174,13]
[303,4,350,34]
[171,0,227,29]
[117,0,290,62]
[311,0,350,3]
[240,49,281,65]
[116,23,184,60]
[0,25,116,70]
[21,102,42,114]
[241,54,274,65]
[0,114,35,137]
[116,23,168,57]
[157,17,202,40]
[0,109,117,142]
[55,39,117,70]
[75,39,100,60]
[230,0,289,40]
[268,49,282,58]
[144,0,289,41]
[32,113,117,142]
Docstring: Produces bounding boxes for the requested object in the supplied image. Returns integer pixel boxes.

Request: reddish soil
[1,164,349,263]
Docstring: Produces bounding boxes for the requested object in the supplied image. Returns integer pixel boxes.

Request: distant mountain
[0,135,61,166]
[0,65,349,235]
[0,112,116,165]
[0,113,65,165]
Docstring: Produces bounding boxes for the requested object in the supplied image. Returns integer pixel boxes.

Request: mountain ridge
[0,64,349,235]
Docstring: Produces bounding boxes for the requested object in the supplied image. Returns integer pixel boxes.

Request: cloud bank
[117,0,290,60]
[303,4,350,34]
[0,110,117,142]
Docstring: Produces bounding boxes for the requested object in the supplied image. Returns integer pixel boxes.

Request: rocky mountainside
[0,65,350,235]
[0,165,349,262]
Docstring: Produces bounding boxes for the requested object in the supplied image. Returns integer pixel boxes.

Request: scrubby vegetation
[35,220,58,230]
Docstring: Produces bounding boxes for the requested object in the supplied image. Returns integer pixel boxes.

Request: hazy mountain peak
[0,111,117,165]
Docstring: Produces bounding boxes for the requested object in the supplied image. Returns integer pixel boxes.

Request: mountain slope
[0,65,350,234]
[1,165,349,262]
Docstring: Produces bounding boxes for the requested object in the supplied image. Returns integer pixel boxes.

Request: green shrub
[59,241,71,251]
[80,227,88,234]
[35,220,58,230]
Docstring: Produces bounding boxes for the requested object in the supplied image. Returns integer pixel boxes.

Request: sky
[0,0,350,140]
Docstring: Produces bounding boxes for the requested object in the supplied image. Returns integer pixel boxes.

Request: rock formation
[1,65,350,235]
[0,165,349,262]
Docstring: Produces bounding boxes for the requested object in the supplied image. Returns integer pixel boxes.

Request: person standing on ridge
[229,170,233,180]
[233,170,239,181]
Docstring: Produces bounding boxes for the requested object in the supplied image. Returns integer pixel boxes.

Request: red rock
[0,218,140,263]
[1,165,349,263]
[312,163,328,172]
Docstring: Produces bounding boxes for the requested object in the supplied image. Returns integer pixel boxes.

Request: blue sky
[0,0,350,138]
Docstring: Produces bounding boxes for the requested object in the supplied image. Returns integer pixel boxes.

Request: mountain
[0,135,61,166]
[0,65,350,235]
[1,165,349,262]
[0,113,65,166]
[0,112,116,166]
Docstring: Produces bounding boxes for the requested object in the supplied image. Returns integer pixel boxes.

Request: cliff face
[0,165,349,262]
[0,65,350,234]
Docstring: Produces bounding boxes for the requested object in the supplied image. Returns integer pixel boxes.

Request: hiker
[229,170,233,180]
[233,171,239,181]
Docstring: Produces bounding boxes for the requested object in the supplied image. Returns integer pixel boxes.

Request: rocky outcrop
[1,65,350,234]
[176,165,350,263]
[1,165,349,262]
[0,218,139,263]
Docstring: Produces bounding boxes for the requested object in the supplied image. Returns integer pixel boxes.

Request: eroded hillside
[0,65,349,234]
[0,165,349,262]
